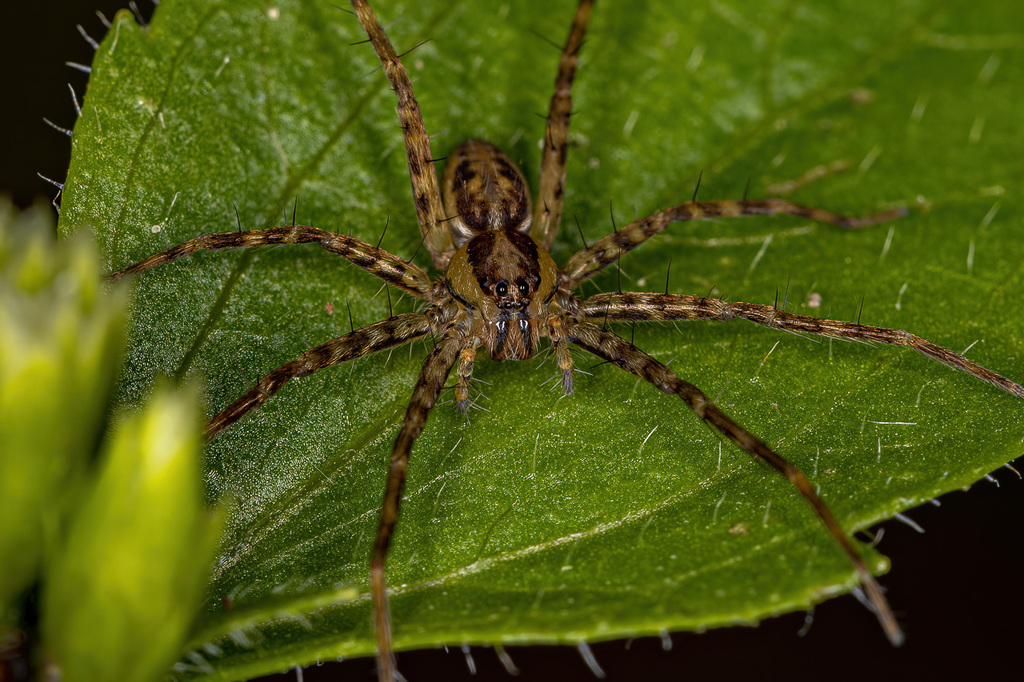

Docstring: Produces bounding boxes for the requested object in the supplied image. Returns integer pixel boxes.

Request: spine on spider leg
[564,319,905,646]
[564,199,906,286]
[578,292,1024,398]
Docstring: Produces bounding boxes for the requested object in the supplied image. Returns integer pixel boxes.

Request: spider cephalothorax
[105,1,1024,681]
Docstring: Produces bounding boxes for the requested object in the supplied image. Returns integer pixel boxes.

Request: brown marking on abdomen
[442,140,532,247]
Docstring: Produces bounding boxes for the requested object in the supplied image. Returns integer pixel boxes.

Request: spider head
[444,227,558,361]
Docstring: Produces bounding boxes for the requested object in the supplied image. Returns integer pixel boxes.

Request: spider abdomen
[442,139,532,248]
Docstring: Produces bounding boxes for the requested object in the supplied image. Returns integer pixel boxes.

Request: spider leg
[579,292,1024,397]
[205,313,432,439]
[564,199,906,286]
[547,314,576,394]
[371,331,465,682]
[532,0,596,251]
[107,225,433,298]
[454,337,483,414]
[350,0,454,270]
[565,319,905,646]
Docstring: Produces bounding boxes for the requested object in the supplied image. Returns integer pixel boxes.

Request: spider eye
[495,280,509,297]
[516,279,530,296]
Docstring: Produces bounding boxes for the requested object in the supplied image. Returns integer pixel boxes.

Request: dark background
[3,1,1022,680]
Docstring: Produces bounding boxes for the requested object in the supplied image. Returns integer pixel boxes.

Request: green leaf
[59,0,1024,679]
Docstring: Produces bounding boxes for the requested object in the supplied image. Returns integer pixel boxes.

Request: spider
[100,0,1024,679]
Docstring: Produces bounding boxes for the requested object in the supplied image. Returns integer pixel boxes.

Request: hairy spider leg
[205,314,434,439]
[370,331,465,682]
[533,0,595,250]
[565,320,905,645]
[579,292,1024,398]
[350,0,453,269]
[564,198,907,286]
[107,224,433,297]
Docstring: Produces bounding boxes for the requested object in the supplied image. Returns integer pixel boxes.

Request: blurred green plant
[0,199,222,681]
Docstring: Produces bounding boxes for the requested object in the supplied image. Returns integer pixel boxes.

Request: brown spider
[103,0,1023,679]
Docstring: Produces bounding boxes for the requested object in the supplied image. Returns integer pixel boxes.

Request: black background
[3,1,1021,680]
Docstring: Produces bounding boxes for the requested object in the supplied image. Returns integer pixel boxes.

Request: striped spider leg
[105,0,1024,681]
[106,226,444,441]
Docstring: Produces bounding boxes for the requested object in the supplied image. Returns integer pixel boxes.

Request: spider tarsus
[839,205,908,229]
[692,169,704,202]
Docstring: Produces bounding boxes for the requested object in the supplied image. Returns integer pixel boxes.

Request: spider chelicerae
[100,0,1024,679]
